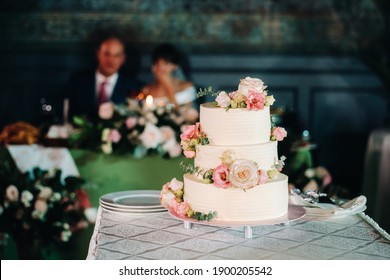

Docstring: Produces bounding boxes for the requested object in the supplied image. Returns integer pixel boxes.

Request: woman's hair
[151,43,182,65]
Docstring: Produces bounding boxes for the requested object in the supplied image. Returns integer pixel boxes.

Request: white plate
[169,204,306,227]
[100,202,166,213]
[101,206,167,216]
[100,190,162,209]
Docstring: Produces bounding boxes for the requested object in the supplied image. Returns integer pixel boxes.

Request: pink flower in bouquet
[238,77,267,96]
[169,200,189,218]
[183,150,196,158]
[6,185,19,202]
[139,123,163,149]
[212,164,231,188]
[180,122,200,141]
[160,126,176,142]
[167,142,182,158]
[215,91,231,108]
[271,127,287,141]
[258,169,269,185]
[246,91,265,111]
[108,129,121,143]
[34,199,48,214]
[98,102,114,119]
[125,117,137,129]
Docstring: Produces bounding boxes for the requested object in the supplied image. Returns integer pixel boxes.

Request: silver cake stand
[169,204,306,238]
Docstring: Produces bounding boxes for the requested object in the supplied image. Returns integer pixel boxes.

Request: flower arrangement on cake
[161,77,289,222]
[69,97,199,158]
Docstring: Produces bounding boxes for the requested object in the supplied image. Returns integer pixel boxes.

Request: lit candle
[145,95,154,109]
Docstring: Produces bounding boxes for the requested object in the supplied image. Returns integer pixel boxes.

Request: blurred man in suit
[65,36,143,121]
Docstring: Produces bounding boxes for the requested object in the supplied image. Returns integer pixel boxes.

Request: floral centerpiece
[69,98,199,158]
[0,147,96,259]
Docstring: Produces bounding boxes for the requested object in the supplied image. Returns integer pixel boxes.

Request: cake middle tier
[200,103,271,145]
[195,141,278,170]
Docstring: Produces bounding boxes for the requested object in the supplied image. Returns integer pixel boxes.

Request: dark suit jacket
[65,69,143,121]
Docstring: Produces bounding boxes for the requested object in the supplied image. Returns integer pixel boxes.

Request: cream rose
[237,77,267,96]
[228,159,259,189]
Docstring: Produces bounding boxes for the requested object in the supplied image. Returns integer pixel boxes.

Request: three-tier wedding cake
[160,77,289,222]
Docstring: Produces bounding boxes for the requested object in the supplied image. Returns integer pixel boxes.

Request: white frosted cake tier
[195,141,278,170]
[200,103,271,145]
[183,173,289,221]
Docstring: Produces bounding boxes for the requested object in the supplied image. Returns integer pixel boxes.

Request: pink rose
[35,199,48,213]
[238,77,267,96]
[246,91,265,111]
[98,102,114,119]
[215,91,231,108]
[108,129,121,143]
[183,150,196,158]
[212,164,231,188]
[271,127,287,141]
[125,117,137,129]
[6,185,19,202]
[258,170,269,185]
[180,122,200,141]
[169,200,189,218]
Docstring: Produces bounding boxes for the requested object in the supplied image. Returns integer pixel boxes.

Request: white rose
[139,123,163,149]
[215,91,231,108]
[170,178,184,191]
[237,77,267,96]
[21,190,33,207]
[228,159,259,189]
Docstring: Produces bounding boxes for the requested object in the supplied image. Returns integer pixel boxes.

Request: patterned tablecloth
[87,207,390,260]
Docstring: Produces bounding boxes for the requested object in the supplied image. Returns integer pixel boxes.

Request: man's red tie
[98,80,108,104]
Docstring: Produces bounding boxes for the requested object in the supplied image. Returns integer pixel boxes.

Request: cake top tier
[200,103,272,145]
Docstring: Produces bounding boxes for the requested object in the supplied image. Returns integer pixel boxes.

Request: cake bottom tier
[183,173,289,222]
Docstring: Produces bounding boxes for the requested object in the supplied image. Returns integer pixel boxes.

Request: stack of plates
[99,190,167,215]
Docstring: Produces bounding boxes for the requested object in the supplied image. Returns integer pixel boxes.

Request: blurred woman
[142,43,196,108]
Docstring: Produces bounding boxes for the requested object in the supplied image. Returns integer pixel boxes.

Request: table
[87,206,390,260]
